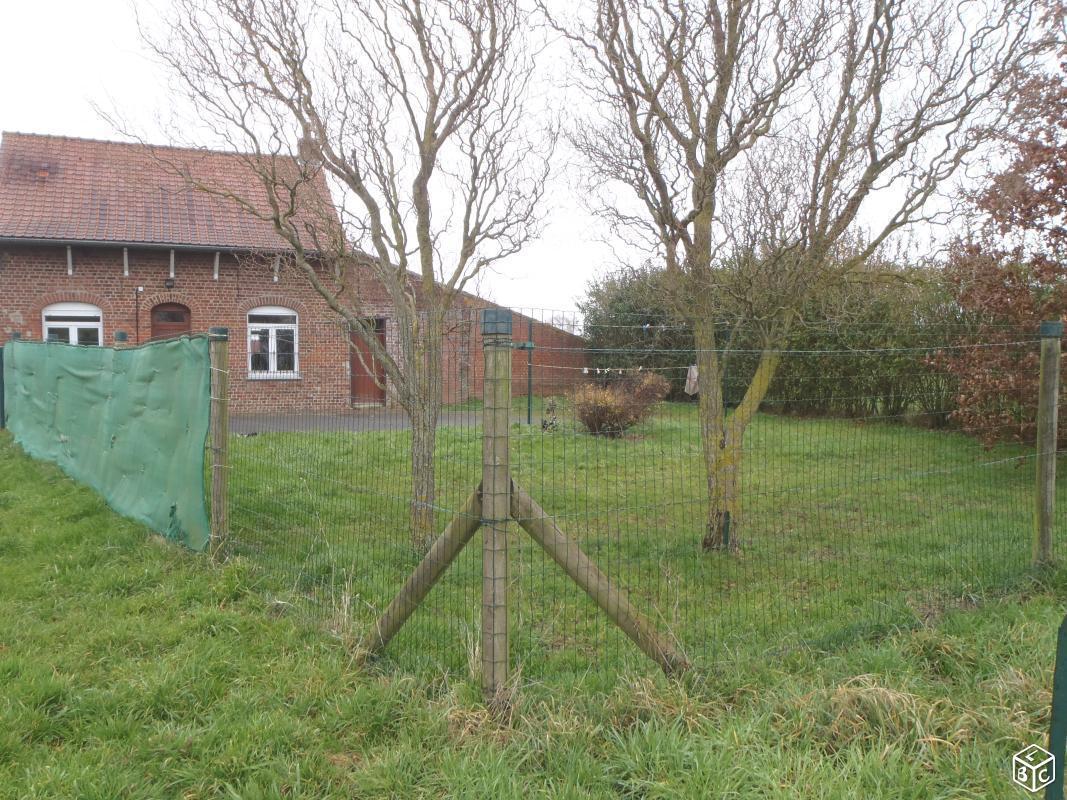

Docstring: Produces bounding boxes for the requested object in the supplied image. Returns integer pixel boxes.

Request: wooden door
[150,303,191,340]
[351,319,387,404]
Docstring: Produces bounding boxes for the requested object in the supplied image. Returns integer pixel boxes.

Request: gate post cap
[208,327,230,341]
[1040,321,1064,339]
[480,309,512,336]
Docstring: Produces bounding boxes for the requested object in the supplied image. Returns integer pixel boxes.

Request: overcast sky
[0,0,619,313]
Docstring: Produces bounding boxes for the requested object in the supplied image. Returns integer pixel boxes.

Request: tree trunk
[692,319,782,552]
[406,311,443,554]
[410,408,438,553]
[691,320,733,550]
[702,436,742,551]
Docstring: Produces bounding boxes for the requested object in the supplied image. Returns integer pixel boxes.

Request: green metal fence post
[1047,612,1067,799]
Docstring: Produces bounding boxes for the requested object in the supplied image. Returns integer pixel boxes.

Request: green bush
[762,274,964,425]
[579,263,964,424]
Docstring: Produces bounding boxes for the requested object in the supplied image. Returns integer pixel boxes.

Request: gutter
[0,236,310,256]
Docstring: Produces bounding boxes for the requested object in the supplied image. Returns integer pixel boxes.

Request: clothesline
[534,339,1041,355]
[517,362,703,396]
[530,363,690,372]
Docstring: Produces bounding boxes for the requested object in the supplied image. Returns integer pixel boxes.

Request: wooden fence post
[481,309,512,701]
[1,335,21,431]
[0,342,5,431]
[209,327,230,554]
[1036,320,1062,567]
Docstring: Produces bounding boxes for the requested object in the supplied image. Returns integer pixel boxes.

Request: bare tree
[143,0,552,549]
[547,0,1043,550]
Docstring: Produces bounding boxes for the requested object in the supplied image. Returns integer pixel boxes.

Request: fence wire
[222,309,1064,677]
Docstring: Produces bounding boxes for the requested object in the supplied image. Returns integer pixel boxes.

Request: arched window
[42,302,103,346]
[247,306,299,377]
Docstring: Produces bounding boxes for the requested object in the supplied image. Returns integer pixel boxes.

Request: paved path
[231,408,504,434]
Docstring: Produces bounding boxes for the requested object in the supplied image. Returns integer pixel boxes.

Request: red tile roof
[0,132,335,251]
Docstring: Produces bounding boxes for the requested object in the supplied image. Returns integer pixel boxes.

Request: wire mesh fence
[222,309,558,673]
[218,308,1065,680]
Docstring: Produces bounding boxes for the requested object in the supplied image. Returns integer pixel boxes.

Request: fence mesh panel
[219,309,1062,676]
[225,313,484,670]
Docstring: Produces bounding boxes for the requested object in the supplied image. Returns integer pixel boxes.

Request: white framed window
[42,302,103,346]
[247,305,299,378]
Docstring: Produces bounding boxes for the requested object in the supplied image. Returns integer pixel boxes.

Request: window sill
[247,372,302,381]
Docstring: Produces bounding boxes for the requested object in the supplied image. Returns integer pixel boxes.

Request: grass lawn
[1,429,1066,798]
[226,400,1061,676]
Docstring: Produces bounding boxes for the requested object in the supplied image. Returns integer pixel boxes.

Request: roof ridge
[0,131,301,161]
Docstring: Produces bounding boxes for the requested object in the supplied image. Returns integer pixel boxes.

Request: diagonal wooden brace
[510,480,689,676]
[358,478,688,679]
[358,484,483,660]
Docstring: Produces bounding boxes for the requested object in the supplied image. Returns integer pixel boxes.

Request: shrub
[938,246,1065,446]
[936,46,1066,448]
[572,385,634,437]
[572,373,670,437]
[756,272,965,426]
[630,372,671,406]
[579,262,962,418]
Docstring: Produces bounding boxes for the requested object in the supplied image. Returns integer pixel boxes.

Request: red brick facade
[0,243,587,412]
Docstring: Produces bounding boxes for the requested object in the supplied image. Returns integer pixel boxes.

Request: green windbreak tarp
[2,336,212,551]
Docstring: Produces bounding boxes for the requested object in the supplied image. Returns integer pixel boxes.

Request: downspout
[134,286,142,342]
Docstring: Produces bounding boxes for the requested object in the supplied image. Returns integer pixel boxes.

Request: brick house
[0,133,586,412]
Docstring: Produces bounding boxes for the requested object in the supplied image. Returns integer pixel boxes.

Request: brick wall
[0,243,587,413]
[450,301,589,400]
